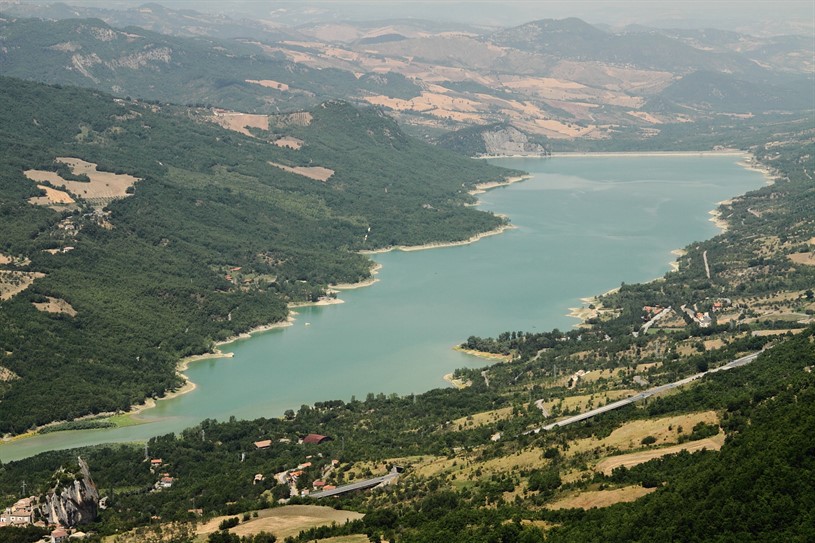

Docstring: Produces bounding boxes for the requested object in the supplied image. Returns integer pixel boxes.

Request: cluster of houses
[0,497,81,542]
[282,458,340,498]
[252,434,340,499]
[0,497,35,527]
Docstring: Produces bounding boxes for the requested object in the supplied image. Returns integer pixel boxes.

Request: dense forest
[0,77,514,432]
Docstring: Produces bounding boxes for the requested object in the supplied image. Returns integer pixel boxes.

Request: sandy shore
[453,345,512,363]
[478,150,749,160]
[443,373,472,389]
[670,249,688,272]
[567,288,620,327]
[361,223,517,255]
[468,174,531,195]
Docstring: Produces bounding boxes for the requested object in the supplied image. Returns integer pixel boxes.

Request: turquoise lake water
[0,155,767,462]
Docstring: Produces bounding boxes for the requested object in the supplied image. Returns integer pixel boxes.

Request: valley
[0,2,812,542]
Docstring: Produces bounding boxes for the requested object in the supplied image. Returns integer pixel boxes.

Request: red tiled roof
[302,433,331,444]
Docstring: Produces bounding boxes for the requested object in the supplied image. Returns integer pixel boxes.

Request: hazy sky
[19,0,815,34]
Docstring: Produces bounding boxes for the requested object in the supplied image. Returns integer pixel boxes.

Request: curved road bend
[529,351,762,434]
[309,469,400,499]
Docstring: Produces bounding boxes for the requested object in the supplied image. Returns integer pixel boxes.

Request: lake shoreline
[1,173,531,445]
[478,150,749,159]
[360,174,529,255]
[562,151,777,328]
[1,154,768,455]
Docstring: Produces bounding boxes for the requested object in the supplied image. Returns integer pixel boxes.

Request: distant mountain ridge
[0,15,420,112]
[489,18,766,75]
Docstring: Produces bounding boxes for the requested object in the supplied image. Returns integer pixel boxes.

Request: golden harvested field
[789,252,815,266]
[196,505,363,540]
[25,157,139,209]
[0,271,45,301]
[33,296,77,316]
[752,328,807,337]
[452,406,514,429]
[703,338,725,351]
[569,411,719,456]
[210,110,269,136]
[594,434,725,475]
[0,366,19,382]
[546,485,656,510]
[314,536,369,543]
[28,184,75,207]
[269,162,334,182]
[274,136,304,150]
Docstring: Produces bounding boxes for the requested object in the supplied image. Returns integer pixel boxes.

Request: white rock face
[481,126,547,156]
[40,457,100,528]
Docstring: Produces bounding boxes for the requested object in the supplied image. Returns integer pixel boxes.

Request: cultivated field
[210,110,270,136]
[269,161,334,181]
[196,505,364,540]
[25,157,139,209]
[546,485,657,510]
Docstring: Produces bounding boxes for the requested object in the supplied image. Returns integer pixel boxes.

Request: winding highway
[528,350,762,434]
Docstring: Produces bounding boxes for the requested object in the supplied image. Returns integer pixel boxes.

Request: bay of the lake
[0,154,768,462]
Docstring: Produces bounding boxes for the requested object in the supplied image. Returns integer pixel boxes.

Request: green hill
[648,70,815,113]
[489,18,765,75]
[0,16,420,113]
[0,77,513,432]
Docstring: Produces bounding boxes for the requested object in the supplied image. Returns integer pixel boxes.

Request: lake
[0,154,767,462]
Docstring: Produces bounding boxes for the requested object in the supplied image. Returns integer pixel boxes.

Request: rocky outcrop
[481,126,548,156]
[39,457,100,528]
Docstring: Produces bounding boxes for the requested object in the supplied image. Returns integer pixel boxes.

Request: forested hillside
[0,77,512,432]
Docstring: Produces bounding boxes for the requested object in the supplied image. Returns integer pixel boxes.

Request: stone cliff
[39,456,100,527]
[481,126,549,156]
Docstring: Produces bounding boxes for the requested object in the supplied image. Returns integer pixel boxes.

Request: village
[0,496,77,542]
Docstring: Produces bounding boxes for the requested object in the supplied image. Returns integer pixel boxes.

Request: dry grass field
[546,485,657,510]
[452,406,514,429]
[25,157,139,209]
[789,252,815,266]
[32,296,77,316]
[594,434,725,475]
[568,411,719,456]
[210,110,270,136]
[0,271,45,300]
[196,505,364,540]
[274,136,304,150]
[28,184,75,209]
[269,162,334,181]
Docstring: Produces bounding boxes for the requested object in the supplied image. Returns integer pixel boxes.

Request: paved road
[528,351,762,434]
[308,470,400,499]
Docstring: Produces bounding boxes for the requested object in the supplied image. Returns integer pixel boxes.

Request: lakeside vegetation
[0,77,514,433]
